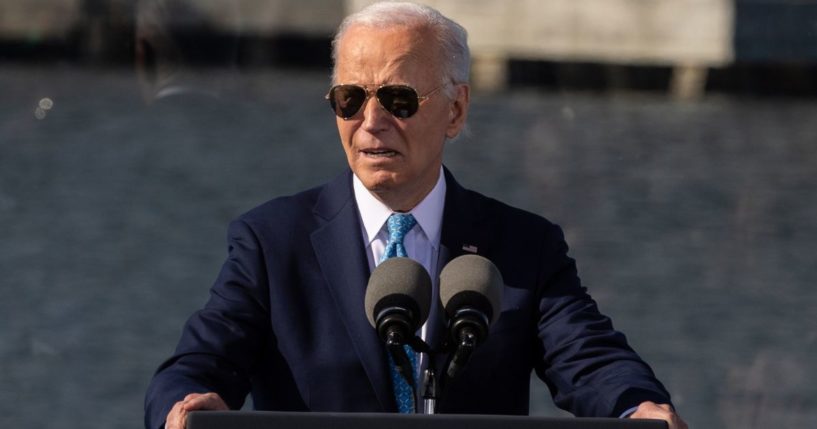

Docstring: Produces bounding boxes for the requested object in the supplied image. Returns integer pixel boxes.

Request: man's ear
[445,84,470,139]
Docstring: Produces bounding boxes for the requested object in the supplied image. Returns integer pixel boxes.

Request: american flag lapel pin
[462,244,478,253]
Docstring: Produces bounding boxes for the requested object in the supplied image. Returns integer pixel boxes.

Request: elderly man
[145,3,687,429]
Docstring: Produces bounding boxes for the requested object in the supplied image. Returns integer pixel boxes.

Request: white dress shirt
[353,167,446,372]
[353,167,446,277]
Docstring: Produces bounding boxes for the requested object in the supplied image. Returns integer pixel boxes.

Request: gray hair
[331,1,470,92]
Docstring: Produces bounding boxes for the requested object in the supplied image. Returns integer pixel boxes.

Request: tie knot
[380,213,417,263]
[387,213,417,242]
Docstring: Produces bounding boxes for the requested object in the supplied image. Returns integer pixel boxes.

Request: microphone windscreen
[364,257,432,329]
[439,254,503,325]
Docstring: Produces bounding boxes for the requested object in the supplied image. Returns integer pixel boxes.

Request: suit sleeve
[533,223,672,417]
[144,219,271,429]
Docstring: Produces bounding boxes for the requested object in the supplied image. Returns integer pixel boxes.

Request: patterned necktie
[380,213,417,263]
[380,213,417,413]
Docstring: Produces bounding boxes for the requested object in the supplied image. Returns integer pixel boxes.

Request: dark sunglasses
[325,83,443,120]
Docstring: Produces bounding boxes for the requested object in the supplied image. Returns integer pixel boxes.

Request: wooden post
[471,53,508,92]
[670,63,709,101]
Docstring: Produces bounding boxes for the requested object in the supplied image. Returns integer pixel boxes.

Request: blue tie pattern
[387,344,417,413]
[380,213,417,263]
[380,213,417,413]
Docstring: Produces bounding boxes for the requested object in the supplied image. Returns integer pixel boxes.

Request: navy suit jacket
[144,168,671,429]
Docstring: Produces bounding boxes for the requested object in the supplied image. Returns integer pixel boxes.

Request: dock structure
[5,1,817,98]
[348,0,734,100]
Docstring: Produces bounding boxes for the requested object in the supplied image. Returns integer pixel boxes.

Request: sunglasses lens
[376,85,419,119]
[328,85,367,119]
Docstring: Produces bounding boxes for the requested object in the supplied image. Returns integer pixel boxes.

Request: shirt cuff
[619,406,640,418]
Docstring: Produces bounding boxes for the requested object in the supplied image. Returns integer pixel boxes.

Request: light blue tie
[380,213,417,413]
[380,213,417,262]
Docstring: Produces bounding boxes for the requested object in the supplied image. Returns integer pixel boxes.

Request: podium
[187,411,668,429]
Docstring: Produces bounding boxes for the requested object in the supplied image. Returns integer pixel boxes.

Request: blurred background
[1,1,815,428]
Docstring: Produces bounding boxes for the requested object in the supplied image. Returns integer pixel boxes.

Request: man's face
[333,24,469,211]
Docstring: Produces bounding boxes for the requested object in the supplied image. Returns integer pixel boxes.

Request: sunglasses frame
[325,83,445,120]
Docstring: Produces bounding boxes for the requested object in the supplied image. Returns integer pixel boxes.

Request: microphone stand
[422,368,438,414]
[386,331,439,413]
[385,330,416,390]
[445,308,488,378]
[406,337,439,414]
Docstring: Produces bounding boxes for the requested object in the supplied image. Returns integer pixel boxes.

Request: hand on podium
[165,392,228,429]
[630,401,688,429]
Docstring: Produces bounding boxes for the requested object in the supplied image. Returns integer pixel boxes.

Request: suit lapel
[425,243,450,352]
[426,168,487,381]
[440,167,484,264]
[310,171,393,411]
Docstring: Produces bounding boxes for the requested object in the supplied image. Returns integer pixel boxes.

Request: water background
[1,64,815,428]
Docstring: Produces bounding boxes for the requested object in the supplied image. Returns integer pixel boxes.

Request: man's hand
[165,392,229,429]
[629,401,688,429]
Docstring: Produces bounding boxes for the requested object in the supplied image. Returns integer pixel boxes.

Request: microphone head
[439,254,503,325]
[365,257,432,330]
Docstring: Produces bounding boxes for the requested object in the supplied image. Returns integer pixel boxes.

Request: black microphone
[439,254,503,378]
[365,257,432,388]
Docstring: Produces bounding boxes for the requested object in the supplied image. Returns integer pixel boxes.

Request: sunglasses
[326,83,443,120]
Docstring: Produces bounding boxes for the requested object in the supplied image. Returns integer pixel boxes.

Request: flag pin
[462,244,478,253]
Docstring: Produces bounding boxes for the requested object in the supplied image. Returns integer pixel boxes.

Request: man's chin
[363,179,396,194]
[357,169,401,191]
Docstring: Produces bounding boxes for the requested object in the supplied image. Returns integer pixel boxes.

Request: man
[145,3,688,429]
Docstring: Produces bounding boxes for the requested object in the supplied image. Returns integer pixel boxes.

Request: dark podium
[187,411,667,429]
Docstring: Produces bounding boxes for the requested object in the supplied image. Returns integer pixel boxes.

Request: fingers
[630,401,689,429]
[182,392,230,412]
[165,400,188,429]
[165,392,229,429]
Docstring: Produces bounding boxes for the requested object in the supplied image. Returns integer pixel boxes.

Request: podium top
[187,411,668,429]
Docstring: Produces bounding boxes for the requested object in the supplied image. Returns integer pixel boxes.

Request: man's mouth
[361,148,399,158]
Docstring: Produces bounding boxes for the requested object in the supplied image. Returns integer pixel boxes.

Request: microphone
[439,254,503,378]
[365,257,432,387]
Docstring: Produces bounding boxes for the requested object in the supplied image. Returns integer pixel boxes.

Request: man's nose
[360,93,391,131]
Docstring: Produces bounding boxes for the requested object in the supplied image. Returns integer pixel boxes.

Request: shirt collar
[353,167,446,247]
